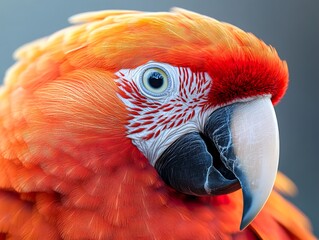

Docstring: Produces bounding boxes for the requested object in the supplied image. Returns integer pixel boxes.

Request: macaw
[0,8,316,240]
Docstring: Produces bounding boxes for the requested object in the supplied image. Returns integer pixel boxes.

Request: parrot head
[110,8,288,229]
[3,8,288,234]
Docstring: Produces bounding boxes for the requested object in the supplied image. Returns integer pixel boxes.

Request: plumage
[0,8,316,239]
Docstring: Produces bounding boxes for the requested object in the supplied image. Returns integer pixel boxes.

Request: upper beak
[155,97,279,229]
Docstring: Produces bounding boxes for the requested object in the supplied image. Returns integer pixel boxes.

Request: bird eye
[140,66,170,98]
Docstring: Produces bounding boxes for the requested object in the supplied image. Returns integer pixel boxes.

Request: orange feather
[0,8,315,239]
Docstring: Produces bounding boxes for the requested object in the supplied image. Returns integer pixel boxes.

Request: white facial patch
[115,61,213,165]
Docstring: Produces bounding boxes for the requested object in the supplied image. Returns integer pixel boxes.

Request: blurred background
[1,0,318,236]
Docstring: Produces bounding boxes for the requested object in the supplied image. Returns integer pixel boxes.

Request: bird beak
[206,97,280,229]
[155,97,279,229]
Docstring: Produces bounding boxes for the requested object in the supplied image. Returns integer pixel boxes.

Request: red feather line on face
[116,65,211,142]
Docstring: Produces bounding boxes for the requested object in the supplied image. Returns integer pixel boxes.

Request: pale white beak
[230,97,280,229]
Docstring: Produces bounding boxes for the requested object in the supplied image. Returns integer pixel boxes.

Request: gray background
[1,0,318,236]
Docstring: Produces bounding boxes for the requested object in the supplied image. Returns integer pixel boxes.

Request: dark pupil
[148,72,164,89]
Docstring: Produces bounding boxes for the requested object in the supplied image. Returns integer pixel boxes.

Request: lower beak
[155,97,279,229]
